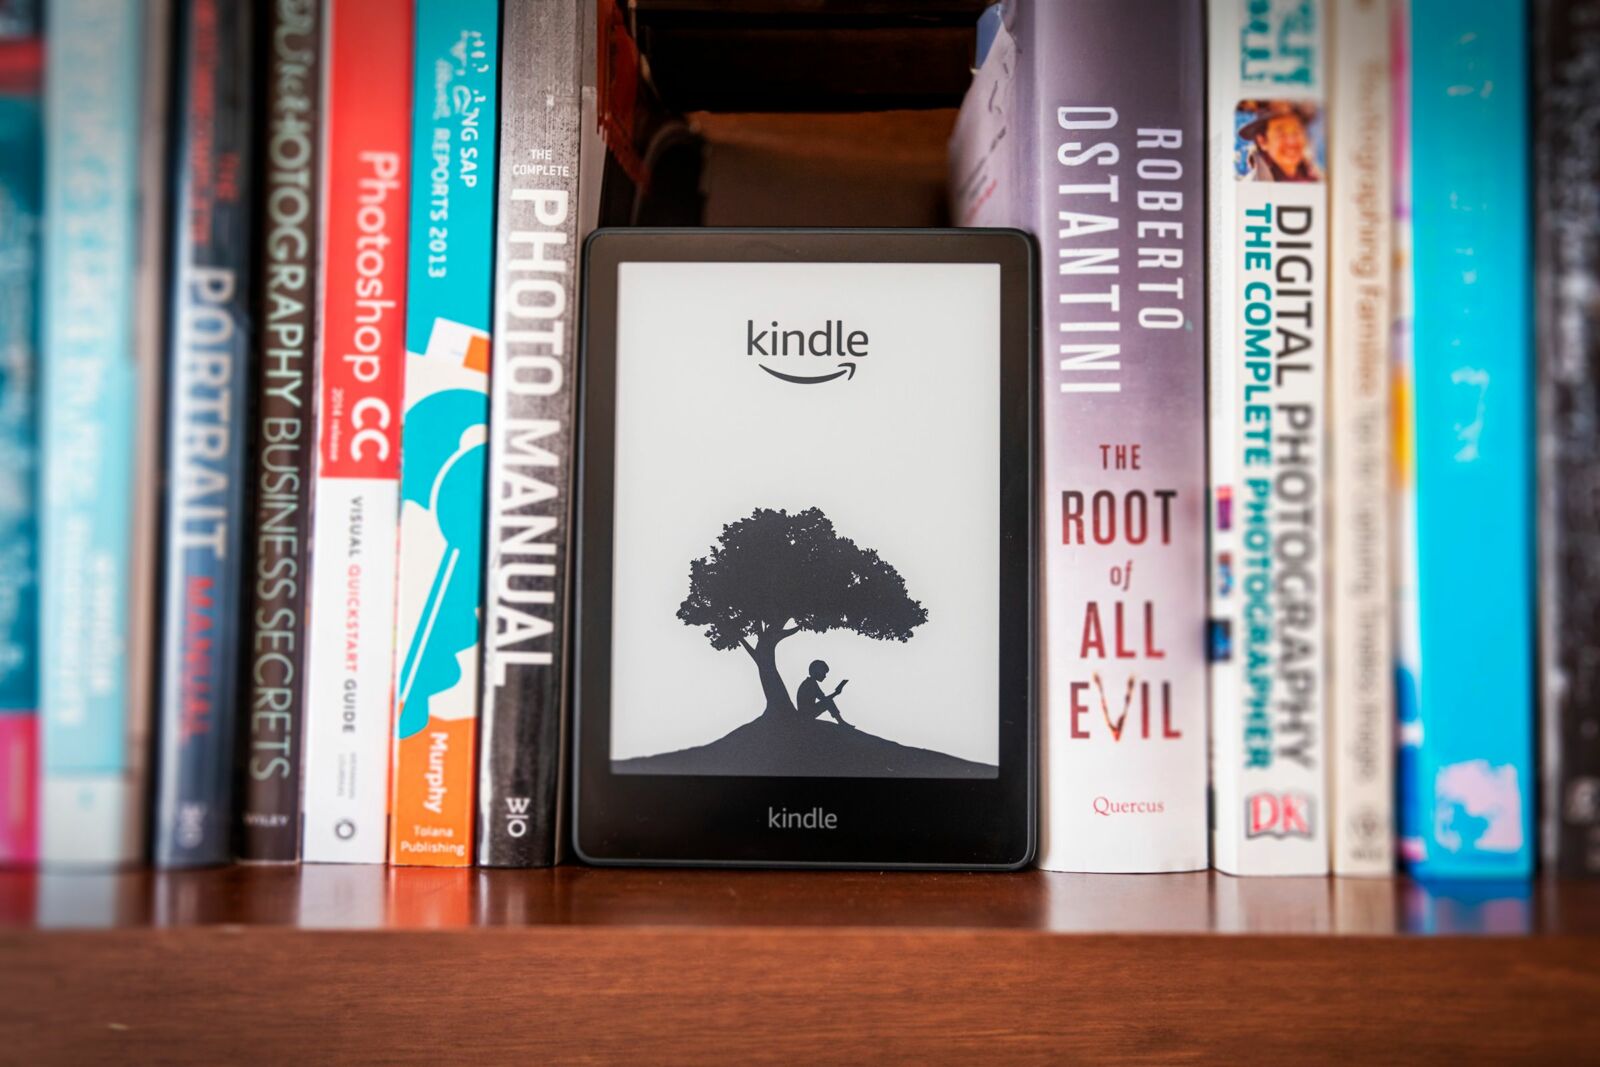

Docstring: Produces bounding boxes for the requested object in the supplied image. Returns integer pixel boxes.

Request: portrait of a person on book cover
[1236,100,1325,183]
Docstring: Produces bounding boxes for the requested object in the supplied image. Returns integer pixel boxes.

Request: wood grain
[3,925,1598,1064]
[4,870,1598,1061]
[4,866,1593,934]
[693,110,957,227]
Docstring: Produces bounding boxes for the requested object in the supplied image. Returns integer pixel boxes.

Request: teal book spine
[0,72,41,867]
[39,0,166,866]
[389,0,498,865]
[1399,0,1535,879]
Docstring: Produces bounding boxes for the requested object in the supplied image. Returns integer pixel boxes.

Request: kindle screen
[608,261,1002,779]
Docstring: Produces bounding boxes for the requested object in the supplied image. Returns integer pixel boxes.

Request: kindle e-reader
[573,229,1036,868]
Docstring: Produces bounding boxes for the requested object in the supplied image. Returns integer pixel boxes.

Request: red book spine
[301,0,412,864]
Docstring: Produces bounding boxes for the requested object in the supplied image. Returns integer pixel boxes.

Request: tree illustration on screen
[677,507,928,717]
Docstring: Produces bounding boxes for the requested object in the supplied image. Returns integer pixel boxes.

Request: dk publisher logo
[1244,791,1315,840]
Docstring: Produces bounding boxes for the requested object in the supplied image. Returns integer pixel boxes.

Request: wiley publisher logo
[177,802,207,849]
[767,806,839,830]
[504,796,531,839]
[746,319,867,385]
[1245,791,1315,839]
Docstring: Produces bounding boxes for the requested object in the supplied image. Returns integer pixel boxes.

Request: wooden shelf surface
[4,869,1599,1062]
[0,864,1594,934]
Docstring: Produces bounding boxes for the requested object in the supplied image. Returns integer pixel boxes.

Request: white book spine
[1327,0,1394,876]
[302,480,401,864]
[1207,0,1331,875]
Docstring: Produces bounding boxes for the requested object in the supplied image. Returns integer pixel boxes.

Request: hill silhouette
[613,713,996,778]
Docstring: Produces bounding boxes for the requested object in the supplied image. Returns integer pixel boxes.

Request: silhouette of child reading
[796,659,852,727]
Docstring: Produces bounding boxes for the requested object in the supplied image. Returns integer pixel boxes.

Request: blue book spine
[151,0,257,867]
[1400,0,1535,879]
[0,86,41,866]
[39,0,154,866]
[389,0,498,864]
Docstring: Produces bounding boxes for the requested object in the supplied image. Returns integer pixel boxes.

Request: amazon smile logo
[747,319,867,385]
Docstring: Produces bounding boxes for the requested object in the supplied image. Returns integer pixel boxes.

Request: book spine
[1327,0,1394,876]
[389,0,499,867]
[0,3,35,38]
[1399,0,1534,880]
[238,0,321,864]
[1537,0,1600,879]
[1010,0,1208,873]
[945,3,1023,232]
[1207,0,1331,875]
[151,0,257,868]
[477,0,581,868]
[1389,0,1421,873]
[39,0,168,867]
[128,0,174,868]
[0,68,40,866]
[301,0,412,864]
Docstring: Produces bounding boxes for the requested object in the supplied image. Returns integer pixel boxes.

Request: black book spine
[236,0,318,864]
[0,0,36,38]
[477,0,582,867]
[1537,0,1600,878]
[152,0,258,868]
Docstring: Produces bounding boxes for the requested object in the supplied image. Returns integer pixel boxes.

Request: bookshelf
[695,110,957,226]
[8,4,1596,1062]
[3,869,1599,1061]
[633,0,986,111]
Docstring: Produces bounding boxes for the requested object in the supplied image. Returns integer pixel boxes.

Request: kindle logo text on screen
[745,319,868,385]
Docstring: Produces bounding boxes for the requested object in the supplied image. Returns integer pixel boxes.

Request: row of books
[4,0,1598,879]
[954,0,1600,879]
[0,0,700,870]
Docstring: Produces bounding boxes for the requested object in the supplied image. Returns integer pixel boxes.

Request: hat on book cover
[1237,100,1315,141]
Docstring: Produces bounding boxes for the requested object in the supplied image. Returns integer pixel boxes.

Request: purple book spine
[951,0,1208,871]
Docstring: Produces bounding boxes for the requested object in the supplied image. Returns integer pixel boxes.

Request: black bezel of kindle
[573,228,1036,869]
